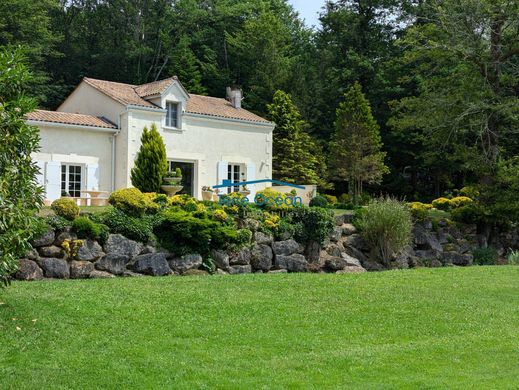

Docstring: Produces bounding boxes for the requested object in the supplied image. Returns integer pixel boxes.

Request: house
[27,77,275,204]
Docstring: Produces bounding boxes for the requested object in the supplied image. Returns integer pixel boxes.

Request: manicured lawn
[1,267,519,388]
[39,205,111,217]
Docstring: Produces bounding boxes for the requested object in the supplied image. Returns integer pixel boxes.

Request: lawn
[1,267,519,389]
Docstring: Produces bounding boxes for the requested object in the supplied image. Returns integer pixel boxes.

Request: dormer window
[166,101,180,128]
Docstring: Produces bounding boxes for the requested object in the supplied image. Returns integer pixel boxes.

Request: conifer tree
[131,123,167,193]
[267,90,327,187]
[329,82,389,203]
[168,37,207,95]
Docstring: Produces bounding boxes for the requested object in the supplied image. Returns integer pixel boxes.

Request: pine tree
[131,123,167,193]
[329,82,389,203]
[267,90,327,187]
[168,37,207,95]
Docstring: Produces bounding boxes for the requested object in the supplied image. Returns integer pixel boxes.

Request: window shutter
[46,161,61,202]
[86,163,99,191]
[35,161,45,187]
[217,160,228,194]
[246,162,256,199]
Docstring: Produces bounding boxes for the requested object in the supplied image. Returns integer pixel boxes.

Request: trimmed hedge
[51,198,80,220]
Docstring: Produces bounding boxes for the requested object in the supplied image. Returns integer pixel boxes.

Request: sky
[288,0,326,28]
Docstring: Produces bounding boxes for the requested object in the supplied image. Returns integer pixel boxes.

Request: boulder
[168,253,203,274]
[272,239,299,256]
[25,248,39,261]
[274,254,308,272]
[211,249,230,271]
[14,259,43,281]
[430,259,443,267]
[324,257,349,272]
[413,225,443,252]
[31,229,55,247]
[415,249,441,260]
[39,258,69,279]
[325,243,342,258]
[89,270,115,279]
[215,268,228,275]
[130,253,171,276]
[443,251,473,266]
[228,265,252,274]
[37,245,64,259]
[342,223,357,236]
[250,244,273,271]
[253,231,273,245]
[95,254,130,275]
[238,218,261,231]
[54,231,77,246]
[330,226,343,242]
[336,266,367,274]
[140,245,157,255]
[122,270,146,277]
[268,269,288,274]
[342,210,356,223]
[304,240,321,263]
[70,261,94,279]
[340,252,363,267]
[229,248,251,265]
[344,234,368,251]
[76,239,104,262]
[103,234,143,259]
[183,269,210,276]
[361,259,385,271]
[342,244,367,263]
[334,214,345,226]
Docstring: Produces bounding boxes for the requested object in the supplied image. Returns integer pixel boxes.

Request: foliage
[449,197,473,209]
[72,217,106,240]
[329,82,389,203]
[45,215,71,231]
[409,202,433,221]
[254,188,294,211]
[131,124,167,193]
[357,198,412,266]
[290,206,334,245]
[450,204,485,225]
[432,197,452,211]
[61,239,84,259]
[322,194,337,205]
[212,209,228,222]
[0,47,44,286]
[109,188,149,217]
[101,208,158,243]
[50,198,80,220]
[472,247,498,266]
[507,250,519,266]
[309,195,329,208]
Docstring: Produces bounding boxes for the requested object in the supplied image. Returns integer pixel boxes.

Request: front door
[227,164,241,193]
[168,161,194,196]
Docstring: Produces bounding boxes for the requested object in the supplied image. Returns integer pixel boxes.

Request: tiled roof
[81,77,271,124]
[27,110,117,129]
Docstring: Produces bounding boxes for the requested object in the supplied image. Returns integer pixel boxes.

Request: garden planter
[202,191,213,201]
[239,190,251,197]
[161,185,183,197]
[163,177,182,185]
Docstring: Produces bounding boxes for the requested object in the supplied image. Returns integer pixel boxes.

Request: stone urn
[161,184,183,197]
[163,176,182,185]
[239,189,251,197]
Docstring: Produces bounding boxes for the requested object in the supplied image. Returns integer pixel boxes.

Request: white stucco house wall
[27,77,274,203]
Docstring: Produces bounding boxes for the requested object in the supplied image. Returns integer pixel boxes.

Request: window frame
[165,101,181,129]
[61,163,83,198]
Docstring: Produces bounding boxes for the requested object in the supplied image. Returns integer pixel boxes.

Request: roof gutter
[27,120,119,133]
[127,104,166,114]
[183,112,275,130]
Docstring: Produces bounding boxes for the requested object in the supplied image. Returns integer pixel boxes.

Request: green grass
[2,267,519,388]
[39,205,111,217]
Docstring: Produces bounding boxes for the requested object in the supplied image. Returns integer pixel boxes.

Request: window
[61,164,82,197]
[168,161,194,196]
[166,101,179,128]
[227,164,241,193]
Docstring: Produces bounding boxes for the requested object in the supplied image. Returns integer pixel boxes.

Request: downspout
[111,107,128,192]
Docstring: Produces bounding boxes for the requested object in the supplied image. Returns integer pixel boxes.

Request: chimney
[226,86,242,109]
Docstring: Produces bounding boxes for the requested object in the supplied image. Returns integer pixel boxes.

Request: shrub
[507,250,519,265]
[254,188,293,211]
[459,186,480,199]
[51,198,80,220]
[45,215,72,231]
[357,198,412,266]
[409,202,432,220]
[309,194,329,208]
[449,196,473,208]
[432,197,451,211]
[212,209,228,222]
[473,247,498,265]
[451,203,484,225]
[109,188,148,217]
[338,193,350,203]
[102,207,157,243]
[323,194,337,205]
[72,217,103,239]
[290,206,334,245]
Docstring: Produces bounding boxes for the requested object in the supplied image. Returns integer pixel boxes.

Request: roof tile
[27,110,117,129]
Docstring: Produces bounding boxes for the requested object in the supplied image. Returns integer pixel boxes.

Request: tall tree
[0,48,44,286]
[329,82,388,202]
[131,124,167,193]
[267,90,327,187]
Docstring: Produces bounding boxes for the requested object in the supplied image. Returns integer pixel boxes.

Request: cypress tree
[267,90,327,187]
[329,82,389,203]
[131,123,167,193]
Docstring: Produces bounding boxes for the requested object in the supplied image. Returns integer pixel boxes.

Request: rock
[95,254,130,275]
[324,257,349,271]
[334,214,345,226]
[14,259,43,281]
[340,253,362,267]
[89,270,115,279]
[430,259,443,267]
[272,239,300,256]
[168,253,203,274]
[122,270,145,277]
[130,253,171,276]
[456,239,472,254]
[268,269,288,274]
[39,258,69,279]
[229,248,251,265]
[31,229,55,247]
[443,251,473,266]
[228,265,252,274]
[342,210,356,223]
[344,234,368,251]
[413,225,443,252]
[215,268,228,275]
[330,226,343,242]
[37,245,65,259]
[250,244,273,271]
[361,259,385,271]
[139,245,157,255]
[415,249,441,260]
[304,240,321,263]
[336,266,367,274]
[25,248,39,261]
[76,239,105,261]
[70,261,94,279]
[54,231,77,246]
[211,249,230,271]
[238,218,261,231]
[253,231,273,245]
[342,223,357,236]
[442,243,460,252]
[325,244,342,257]
[342,244,367,263]
[274,254,308,272]
[103,234,143,259]
[182,269,210,276]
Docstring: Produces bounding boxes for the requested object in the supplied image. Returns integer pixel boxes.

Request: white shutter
[86,163,99,191]
[46,161,61,202]
[35,161,45,187]
[217,160,228,193]
[246,162,256,199]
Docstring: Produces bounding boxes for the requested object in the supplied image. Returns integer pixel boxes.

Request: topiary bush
[51,198,80,220]
[289,206,334,245]
[108,187,148,217]
[309,194,329,208]
[72,216,107,240]
[451,203,485,225]
[357,198,412,266]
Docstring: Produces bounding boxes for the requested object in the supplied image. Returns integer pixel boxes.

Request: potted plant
[202,186,213,201]
[239,184,250,197]
[212,188,220,202]
[163,167,182,185]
